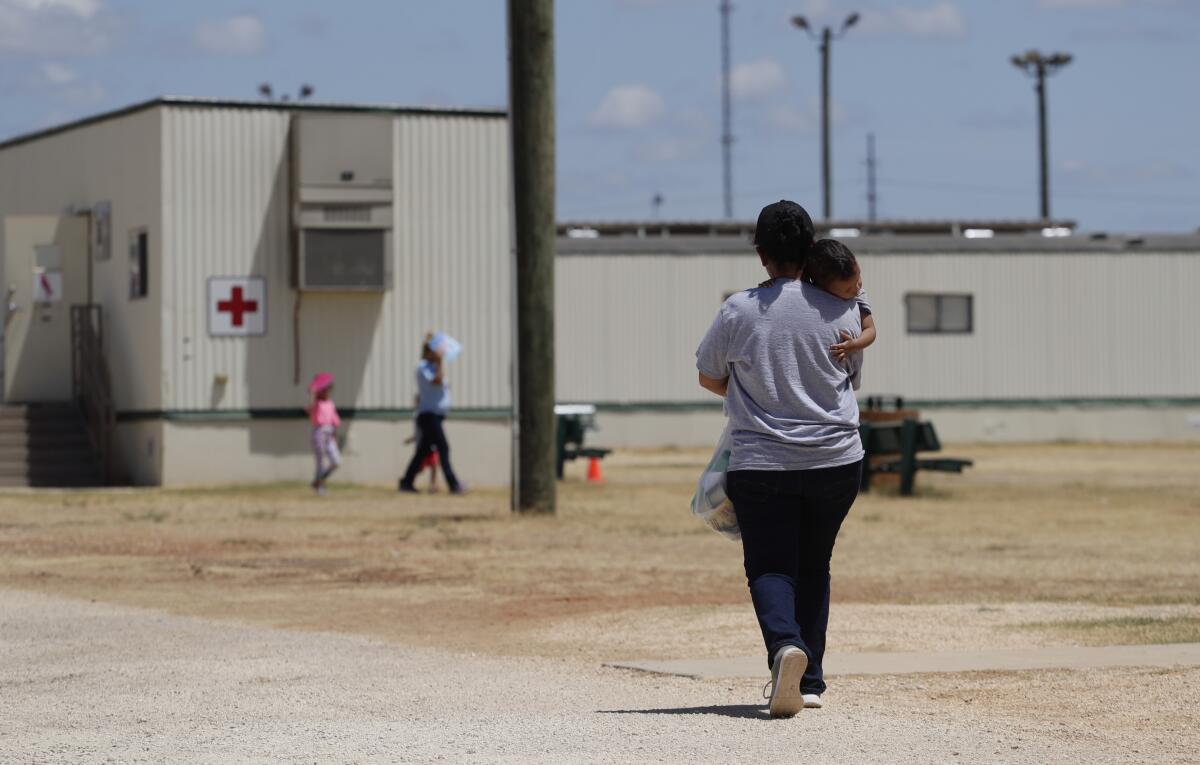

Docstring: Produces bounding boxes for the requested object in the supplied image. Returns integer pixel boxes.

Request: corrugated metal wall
[0,108,162,412]
[161,106,511,412]
[556,250,1200,403]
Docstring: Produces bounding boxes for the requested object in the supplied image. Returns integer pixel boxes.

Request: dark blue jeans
[726,460,862,695]
[401,413,461,491]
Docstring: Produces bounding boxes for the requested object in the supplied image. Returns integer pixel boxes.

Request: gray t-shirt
[696,278,864,471]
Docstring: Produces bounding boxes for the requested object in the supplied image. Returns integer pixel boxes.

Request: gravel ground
[3,590,1196,764]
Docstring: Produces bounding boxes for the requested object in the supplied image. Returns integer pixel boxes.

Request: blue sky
[1,0,1196,232]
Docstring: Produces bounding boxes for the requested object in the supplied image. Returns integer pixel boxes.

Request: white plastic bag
[690,423,740,540]
[429,332,462,362]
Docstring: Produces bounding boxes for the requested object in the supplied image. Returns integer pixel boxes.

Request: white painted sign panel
[207,276,267,337]
[33,270,62,303]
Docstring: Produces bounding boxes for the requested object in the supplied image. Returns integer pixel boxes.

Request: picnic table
[554,404,612,480]
[858,418,973,496]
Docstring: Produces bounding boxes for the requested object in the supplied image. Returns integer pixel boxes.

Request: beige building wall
[0,108,163,413]
[113,420,164,485]
[556,249,1200,405]
[589,405,1200,449]
[152,105,513,486]
[159,105,512,414]
[159,418,510,487]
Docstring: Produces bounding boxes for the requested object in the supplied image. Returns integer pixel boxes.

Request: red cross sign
[208,277,267,337]
[218,287,258,326]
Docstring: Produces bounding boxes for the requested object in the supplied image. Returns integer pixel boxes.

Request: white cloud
[857,2,967,40]
[194,15,265,56]
[767,104,816,134]
[633,136,707,164]
[590,85,665,129]
[31,59,104,107]
[0,0,110,54]
[729,59,786,101]
[893,2,966,38]
[11,0,99,16]
[40,62,77,85]
[767,97,847,134]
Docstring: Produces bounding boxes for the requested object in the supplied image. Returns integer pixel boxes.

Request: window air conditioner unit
[292,114,394,292]
[298,224,392,291]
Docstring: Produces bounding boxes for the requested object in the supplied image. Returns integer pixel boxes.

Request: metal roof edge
[557,234,1200,255]
[0,97,507,152]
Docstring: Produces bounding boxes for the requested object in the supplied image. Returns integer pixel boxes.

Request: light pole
[792,11,858,221]
[1011,49,1072,220]
[719,0,734,219]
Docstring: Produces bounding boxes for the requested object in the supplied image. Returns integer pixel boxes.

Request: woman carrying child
[695,200,867,717]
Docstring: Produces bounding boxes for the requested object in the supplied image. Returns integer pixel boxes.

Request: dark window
[129,229,148,299]
[905,293,972,334]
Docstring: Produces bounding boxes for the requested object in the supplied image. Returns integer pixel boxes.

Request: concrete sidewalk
[607,642,1200,679]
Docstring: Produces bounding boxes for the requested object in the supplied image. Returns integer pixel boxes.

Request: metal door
[3,215,89,402]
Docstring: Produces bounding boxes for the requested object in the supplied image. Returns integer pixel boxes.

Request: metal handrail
[70,305,114,484]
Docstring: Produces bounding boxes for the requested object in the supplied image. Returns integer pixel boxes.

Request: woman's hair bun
[753,200,815,265]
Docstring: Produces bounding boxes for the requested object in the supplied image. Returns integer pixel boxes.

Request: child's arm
[831,313,876,362]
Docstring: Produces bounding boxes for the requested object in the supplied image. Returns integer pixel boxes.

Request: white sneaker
[766,646,806,718]
[802,693,823,709]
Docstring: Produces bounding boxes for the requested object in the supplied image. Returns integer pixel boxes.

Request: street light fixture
[1011,49,1072,220]
[257,83,316,103]
[792,11,860,220]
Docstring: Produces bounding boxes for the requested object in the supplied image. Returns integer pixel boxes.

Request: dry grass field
[1,442,1198,662]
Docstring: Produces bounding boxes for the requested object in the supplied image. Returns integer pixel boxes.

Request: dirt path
[3,590,1197,764]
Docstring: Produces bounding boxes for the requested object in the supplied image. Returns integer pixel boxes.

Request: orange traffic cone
[586,456,603,483]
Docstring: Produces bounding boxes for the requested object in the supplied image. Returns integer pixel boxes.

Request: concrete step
[0,477,102,489]
[0,445,96,462]
[0,460,98,478]
[0,403,105,487]
[0,420,89,435]
[0,404,81,420]
[0,433,91,450]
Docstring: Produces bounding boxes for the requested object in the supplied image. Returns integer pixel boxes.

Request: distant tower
[719,0,734,219]
[652,192,665,219]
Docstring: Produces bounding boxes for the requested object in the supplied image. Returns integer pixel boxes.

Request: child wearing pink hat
[307,372,341,495]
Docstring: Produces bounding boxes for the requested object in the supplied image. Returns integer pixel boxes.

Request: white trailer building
[555,227,1200,446]
[2,99,1196,487]
[0,98,513,486]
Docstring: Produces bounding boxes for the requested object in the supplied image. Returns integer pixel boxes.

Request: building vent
[323,205,373,223]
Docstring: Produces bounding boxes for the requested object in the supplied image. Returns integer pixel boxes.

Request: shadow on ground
[598,704,769,720]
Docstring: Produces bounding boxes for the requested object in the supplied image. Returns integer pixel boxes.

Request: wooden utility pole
[509,0,557,514]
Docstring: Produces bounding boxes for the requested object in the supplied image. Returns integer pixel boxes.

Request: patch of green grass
[1021,616,1200,646]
